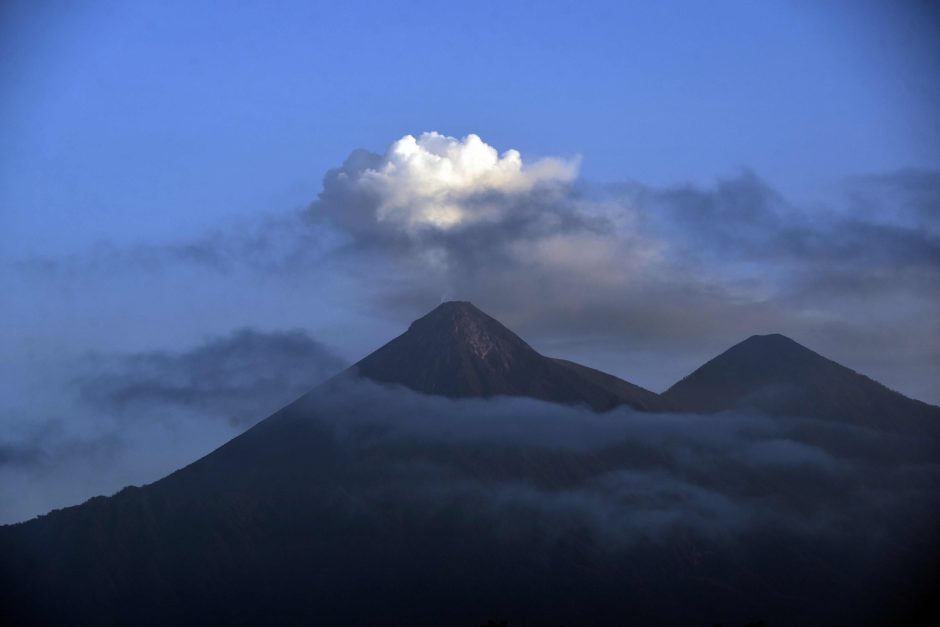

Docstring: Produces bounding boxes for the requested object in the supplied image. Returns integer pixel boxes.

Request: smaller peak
[724,333,826,365]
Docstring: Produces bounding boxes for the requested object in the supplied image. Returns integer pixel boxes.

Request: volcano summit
[351,301,664,411]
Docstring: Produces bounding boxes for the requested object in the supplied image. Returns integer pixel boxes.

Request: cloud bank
[6,378,939,624]
[208,379,940,623]
[78,327,346,426]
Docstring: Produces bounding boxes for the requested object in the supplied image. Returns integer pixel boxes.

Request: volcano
[350,301,663,411]
[663,333,940,436]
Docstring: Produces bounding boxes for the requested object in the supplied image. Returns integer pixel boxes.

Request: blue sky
[1,0,938,523]
[2,0,938,255]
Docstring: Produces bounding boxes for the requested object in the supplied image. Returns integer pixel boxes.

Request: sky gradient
[1,0,939,523]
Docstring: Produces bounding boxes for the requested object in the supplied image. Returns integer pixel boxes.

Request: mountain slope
[663,333,940,436]
[350,301,664,411]
[5,377,938,627]
[2,319,939,625]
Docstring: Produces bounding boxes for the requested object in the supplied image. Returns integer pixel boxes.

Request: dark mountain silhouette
[350,301,664,411]
[2,309,939,625]
[663,333,940,436]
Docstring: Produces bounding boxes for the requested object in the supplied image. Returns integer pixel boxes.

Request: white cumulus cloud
[319,132,579,234]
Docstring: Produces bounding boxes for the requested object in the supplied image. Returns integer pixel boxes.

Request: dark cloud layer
[298,379,940,540]
[78,328,346,426]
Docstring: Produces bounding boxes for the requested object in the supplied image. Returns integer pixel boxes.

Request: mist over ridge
[3,301,940,625]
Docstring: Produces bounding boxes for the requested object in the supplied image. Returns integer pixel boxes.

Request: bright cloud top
[322,132,579,233]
